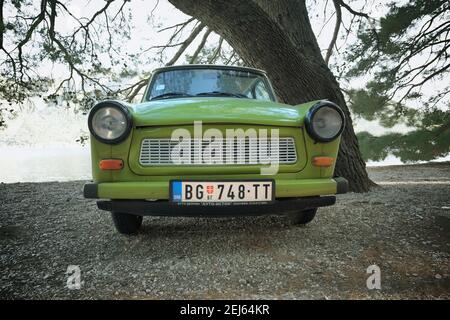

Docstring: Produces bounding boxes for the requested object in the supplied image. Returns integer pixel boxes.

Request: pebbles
[0,163,449,299]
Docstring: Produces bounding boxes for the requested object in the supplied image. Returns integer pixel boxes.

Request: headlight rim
[88,100,133,145]
[305,100,345,142]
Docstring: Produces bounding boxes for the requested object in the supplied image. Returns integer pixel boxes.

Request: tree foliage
[346,0,449,106]
[1,0,376,191]
[341,0,450,162]
[1,0,448,165]
[0,0,241,115]
[357,108,450,162]
[0,0,140,108]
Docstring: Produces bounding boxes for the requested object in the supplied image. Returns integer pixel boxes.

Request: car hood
[130,97,315,127]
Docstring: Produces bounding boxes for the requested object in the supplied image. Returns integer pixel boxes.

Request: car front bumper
[95,196,336,216]
[84,177,348,216]
[83,177,348,200]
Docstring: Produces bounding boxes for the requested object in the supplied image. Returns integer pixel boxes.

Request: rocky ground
[0,163,449,299]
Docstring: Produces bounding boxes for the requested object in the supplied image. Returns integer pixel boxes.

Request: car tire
[288,208,317,225]
[111,212,143,235]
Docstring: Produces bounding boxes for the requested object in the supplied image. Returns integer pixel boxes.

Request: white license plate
[170,180,274,205]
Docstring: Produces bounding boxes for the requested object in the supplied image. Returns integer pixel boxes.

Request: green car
[84,65,348,234]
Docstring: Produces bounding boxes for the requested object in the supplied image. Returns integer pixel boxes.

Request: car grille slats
[139,137,297,166]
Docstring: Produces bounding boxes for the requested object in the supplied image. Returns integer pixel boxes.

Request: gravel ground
[0,163,449,299]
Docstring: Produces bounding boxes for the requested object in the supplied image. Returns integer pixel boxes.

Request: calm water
[0,145,91,183]
[0,108,448,183]
[0,107,91,183]
[0,144,428,183]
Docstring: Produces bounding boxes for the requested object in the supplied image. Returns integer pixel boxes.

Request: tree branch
[190,28,211,64]
[208,36,223,63]
[157,17,195,33]
[325,0,342,65]
[336,0,371,19]
[126,78,148,102]
[165,22,205,66]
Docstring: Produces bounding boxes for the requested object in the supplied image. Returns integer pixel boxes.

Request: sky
[2,0,396,124]
[5,1,384,90]
[0,0,422,145]
[0,0,448,182]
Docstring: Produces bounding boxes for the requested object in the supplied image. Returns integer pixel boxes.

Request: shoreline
[1,161,449,185]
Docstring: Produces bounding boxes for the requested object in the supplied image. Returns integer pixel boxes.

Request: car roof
[152,64,268,76]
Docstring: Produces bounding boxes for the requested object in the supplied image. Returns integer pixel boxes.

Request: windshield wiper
[151,92,193,100]
[196,91,249,98]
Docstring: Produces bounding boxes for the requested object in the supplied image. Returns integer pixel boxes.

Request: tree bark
[168,0,373,192]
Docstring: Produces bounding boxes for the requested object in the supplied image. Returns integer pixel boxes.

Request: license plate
[170,180,274,205]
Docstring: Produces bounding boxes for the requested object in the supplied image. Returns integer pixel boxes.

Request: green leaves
[357,108,450,162]
[344,0,450,162]
[346,0,449,106]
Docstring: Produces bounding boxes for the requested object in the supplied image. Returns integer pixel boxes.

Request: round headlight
[88,101,132,144]
[305,101,345,142]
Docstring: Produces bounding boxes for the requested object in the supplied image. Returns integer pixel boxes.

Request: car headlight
[305,101,345,142]
[88,101,133,144]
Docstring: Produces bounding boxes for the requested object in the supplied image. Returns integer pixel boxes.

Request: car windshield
[146,68,275,102]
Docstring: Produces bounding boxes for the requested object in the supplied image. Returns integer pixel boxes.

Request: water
[0,144,91,183]
[0,108,448,183]
[0,106,91,183]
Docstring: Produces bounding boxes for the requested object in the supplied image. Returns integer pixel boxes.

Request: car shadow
[140,215,295,236]
[117,214,315,258]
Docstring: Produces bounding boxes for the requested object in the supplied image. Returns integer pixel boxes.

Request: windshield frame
[142,65,277,102]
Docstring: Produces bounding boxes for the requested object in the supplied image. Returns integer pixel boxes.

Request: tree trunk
[168,0,373,192]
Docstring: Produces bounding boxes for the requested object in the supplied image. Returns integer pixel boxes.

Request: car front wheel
[111,212,143,235]
[288,208,317,225]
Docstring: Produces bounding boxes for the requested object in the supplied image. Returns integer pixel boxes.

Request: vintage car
[84,65,348,234]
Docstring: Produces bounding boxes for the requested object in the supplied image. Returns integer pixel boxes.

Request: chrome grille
[139,137,297,166]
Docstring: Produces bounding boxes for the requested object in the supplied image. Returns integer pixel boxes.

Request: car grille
[139,137,297,166]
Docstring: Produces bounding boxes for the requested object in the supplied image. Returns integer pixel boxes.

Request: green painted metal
[130,98,316,127]
[96,178,338,199]
[88,95,343,199]
[127,124,307,176]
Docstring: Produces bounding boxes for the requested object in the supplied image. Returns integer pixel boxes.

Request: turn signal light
[312,156,334,167]
[99,159,124,170]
